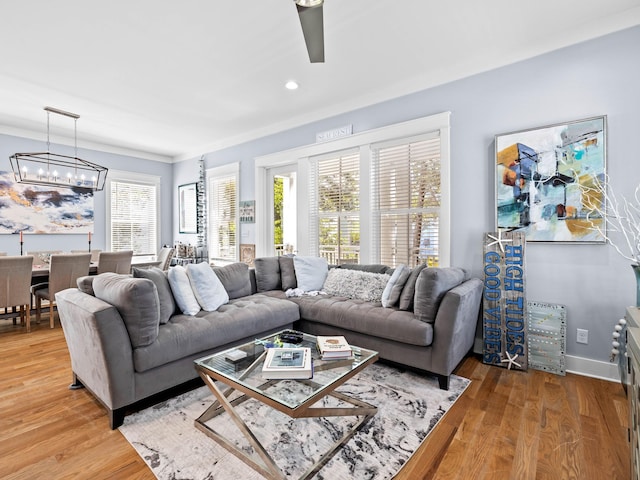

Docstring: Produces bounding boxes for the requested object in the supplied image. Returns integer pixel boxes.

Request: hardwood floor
[0,319,630,479]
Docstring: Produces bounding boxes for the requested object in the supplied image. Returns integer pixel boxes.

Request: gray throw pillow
[398,264,426,311]
[279,256,297,290]
[132,267,176,324]
[93,273,160,347]
[381,264,411,308]
[213,262,252,299]
[254,257,282,292]
[76,275,95,296]
[414,267,466,323]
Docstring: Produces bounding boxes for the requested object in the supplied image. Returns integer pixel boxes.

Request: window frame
[105,169,161,256]
[255,112,451,265]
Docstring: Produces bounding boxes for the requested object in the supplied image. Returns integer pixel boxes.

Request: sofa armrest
[55,288,136,411]
[429,278,483,376]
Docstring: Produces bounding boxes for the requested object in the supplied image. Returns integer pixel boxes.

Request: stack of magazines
[316,335,353,360]
[261,347,313,379]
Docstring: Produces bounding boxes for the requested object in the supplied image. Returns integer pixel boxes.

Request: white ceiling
[0,0,639,163]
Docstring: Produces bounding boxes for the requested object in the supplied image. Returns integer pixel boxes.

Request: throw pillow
[213,262,251,299]
[279,256,297,290]
[168,265,201,316]
[293,256,328,292]
[414,267,466,323]
[322,268,390,302]
[398,264,427,311]
[186,262,229,312]
[254,257,282,292]
[381,264,411,308]
[132,267,176,324]
[93,273,160,347]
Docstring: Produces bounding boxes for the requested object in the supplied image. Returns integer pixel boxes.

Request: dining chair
[71,249,102,263]
[157,247,175,271]
[31,253,91,328]
[27,250,63,266]
[0,255,34,331]
[97,250,133,274]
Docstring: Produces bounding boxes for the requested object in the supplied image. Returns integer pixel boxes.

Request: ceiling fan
[294,0,324,63]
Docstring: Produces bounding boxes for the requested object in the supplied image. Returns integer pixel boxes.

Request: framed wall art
[0,170,94,234]
[179,183,198,234]
[495,116,606,242]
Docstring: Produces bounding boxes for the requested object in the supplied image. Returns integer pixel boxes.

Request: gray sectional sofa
[55,257,482,429]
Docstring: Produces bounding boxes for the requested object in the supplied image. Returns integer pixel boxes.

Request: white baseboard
[565,354,621,382]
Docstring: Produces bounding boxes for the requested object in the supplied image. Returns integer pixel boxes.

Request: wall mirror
[179,183,198,233]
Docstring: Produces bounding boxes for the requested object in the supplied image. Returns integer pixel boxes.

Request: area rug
[119,363,470,480]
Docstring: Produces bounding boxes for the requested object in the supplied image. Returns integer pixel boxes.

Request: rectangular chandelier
[9,107,108,191]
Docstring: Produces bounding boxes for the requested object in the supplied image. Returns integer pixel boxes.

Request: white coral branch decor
[578,172,640,266]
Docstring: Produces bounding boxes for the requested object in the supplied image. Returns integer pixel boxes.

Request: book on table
[316,335,353,359]
[261,347,313,379]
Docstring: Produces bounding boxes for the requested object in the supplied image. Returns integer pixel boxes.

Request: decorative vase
[633,264,640,307]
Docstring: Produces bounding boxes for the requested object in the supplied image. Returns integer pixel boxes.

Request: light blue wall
[175,26,640,363]
[0,133,174,254]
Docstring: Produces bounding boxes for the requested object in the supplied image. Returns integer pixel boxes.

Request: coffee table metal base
[195,371,377,480]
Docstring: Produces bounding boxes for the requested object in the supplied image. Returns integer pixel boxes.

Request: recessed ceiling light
[285,80,299,90]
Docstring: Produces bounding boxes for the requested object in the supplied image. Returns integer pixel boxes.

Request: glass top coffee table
[194,330,379,480]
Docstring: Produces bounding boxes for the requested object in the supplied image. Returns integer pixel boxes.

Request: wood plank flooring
[0,319,630,479]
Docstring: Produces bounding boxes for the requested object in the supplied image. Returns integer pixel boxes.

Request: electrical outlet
[577,328,589,344]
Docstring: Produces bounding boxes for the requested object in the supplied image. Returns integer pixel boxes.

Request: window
[372,133,441,267]
[208,164,238,262]
[255,112,450,265]
[106,171,160,256]
[310,150,360,264]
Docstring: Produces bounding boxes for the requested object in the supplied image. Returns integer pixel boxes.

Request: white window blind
[372,133,441,267]
[209,173,237,261]
[310,150,360,264]
[110,179,158,255]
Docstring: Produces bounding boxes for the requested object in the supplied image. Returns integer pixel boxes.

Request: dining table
[30,258,162,280]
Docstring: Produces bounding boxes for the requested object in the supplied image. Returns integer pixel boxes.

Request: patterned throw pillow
[322,268,390,303]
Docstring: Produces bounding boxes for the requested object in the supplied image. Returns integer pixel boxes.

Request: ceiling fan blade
[296,4,324,63]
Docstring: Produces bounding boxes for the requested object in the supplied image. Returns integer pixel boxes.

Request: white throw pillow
[168,265,201,316]
[186,262,229,312]
[293,256,328,292]
[381,264,411,308]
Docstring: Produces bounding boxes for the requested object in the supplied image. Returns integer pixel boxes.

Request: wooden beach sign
[482,230,527,371]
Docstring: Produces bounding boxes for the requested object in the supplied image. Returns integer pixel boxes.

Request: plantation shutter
[311,149,360,264]
[110,180,157,255]
[209,174,237,261]
[371,132,441,267]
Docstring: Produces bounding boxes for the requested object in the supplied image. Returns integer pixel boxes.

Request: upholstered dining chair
[31,253,91,328]
[97,250,133,274]
[71,249,102,263]
[0,255,34,331]
[156,247,175,271]
[27,250,63,266]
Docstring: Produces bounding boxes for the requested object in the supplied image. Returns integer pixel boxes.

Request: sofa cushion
[93,273,160,348]
[398,265,426,311]
[293,256,328,291]
[132,294,300,372]
[213,262,251,299]
[322,268,389,302]
[254,257,281,292]
[414,267,466,323]
[287,294,433,347]
[338,263,390,274]
[187,262,229,311]
[168,265,201,316]
[381,264,411,308]
[132,267,176,324]
[279,256,297,290]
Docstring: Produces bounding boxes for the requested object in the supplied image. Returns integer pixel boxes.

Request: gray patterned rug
[119,363,469,480]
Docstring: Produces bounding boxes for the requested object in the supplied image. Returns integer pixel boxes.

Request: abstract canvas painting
[0,171,94,234]
[495,116,606,242]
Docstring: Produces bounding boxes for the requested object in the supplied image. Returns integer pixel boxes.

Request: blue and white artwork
[0,171,94,234]
[495,116,606,242]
